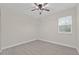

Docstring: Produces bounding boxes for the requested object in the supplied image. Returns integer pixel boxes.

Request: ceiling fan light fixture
[32,3,50,15]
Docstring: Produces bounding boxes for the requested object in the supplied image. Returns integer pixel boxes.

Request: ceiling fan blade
[41,8,50,11]
[34,3,38,6]
[43,3,48,6]
[31,8,39,11]
[32,9,36,11]
[44,8,50,11]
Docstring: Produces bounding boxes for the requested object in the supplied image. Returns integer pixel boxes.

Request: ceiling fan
[32,3,50,15]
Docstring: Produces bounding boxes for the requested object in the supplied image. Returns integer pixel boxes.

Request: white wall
[0,9,1,51]
[77,4,79,52]
[40,7,77,48]
[1,7,37,49]
[0,6,77,50]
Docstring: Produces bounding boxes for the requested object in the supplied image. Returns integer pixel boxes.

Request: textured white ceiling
[0,3,77,18]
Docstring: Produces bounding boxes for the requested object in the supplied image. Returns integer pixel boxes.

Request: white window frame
[58,16,72,34]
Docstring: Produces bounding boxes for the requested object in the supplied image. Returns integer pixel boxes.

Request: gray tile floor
[0,40,78,55]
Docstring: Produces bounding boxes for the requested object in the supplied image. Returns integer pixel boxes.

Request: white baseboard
[76,48,79,54]
[39,39,76,49]
[1,38,37,50]
[1,38,78,53]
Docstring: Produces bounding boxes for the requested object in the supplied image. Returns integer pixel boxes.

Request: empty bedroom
[0,3,79,55]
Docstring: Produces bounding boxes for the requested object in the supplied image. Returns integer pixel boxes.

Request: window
[58,16,72,33]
